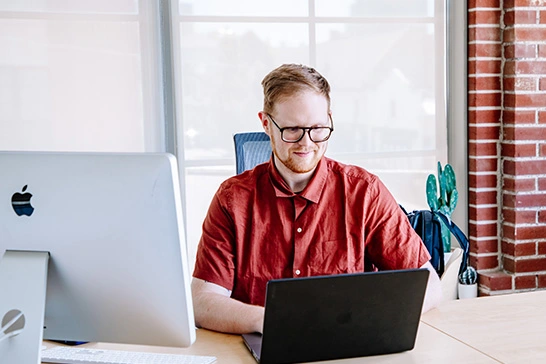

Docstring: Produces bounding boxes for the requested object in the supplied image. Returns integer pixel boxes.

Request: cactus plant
[426,162,458,252]
[459,266,478,285]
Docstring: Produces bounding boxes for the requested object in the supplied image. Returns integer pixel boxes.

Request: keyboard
[41,346,217,364]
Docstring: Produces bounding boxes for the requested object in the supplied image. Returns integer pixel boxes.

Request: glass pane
[0,19,153,152]
[0,0,138,13]
[179,22,309,161]
[316,22,441,209]
[179,0,308,17]
[185,167,232,271]
[315,0,434,17]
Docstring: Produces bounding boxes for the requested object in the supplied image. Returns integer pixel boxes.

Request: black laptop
[242,268,429,364]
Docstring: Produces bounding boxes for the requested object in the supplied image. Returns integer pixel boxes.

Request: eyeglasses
[266,113,334,143]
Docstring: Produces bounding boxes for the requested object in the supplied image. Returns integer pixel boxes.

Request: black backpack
[401,207,469,277]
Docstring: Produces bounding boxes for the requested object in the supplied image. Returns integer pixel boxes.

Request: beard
[271,138,323,174]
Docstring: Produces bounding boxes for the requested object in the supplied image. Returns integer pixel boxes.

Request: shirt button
[297,227,302,233]
[295,269,301,275]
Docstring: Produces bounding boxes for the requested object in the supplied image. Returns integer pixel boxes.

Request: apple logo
[11,185,34,216]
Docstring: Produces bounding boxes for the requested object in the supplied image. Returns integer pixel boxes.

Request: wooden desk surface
[422,290,546,363]
[43,323,497,363]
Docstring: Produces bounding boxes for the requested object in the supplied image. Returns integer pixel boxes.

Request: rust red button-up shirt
[193,157,430,306]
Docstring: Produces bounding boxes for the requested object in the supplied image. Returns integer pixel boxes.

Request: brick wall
[469,0,546,294]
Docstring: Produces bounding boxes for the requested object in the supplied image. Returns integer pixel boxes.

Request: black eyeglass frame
[266,113,334,143]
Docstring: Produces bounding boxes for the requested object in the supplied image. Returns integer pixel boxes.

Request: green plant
[426,162,458,252]
[459,266,478,285]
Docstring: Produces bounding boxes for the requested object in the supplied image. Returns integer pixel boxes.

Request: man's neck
[273,157,317,193]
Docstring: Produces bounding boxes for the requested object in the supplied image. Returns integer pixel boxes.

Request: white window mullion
[309,0,316,67]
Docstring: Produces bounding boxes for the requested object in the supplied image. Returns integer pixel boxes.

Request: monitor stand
[0,250,49,363]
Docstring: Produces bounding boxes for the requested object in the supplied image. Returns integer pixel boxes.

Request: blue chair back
[233,132,271,174]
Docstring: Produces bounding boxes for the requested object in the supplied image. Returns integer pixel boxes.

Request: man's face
[261,91,331,174]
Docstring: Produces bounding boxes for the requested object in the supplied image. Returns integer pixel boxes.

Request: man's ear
[258,111,270,135]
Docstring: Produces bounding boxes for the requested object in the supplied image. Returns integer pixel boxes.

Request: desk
[422,290,546,363]
[43,323,496,364]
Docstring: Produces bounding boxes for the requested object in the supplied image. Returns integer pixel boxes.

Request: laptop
[243,268,429,364]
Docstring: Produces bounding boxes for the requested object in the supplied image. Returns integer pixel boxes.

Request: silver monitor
[0,151,195,363]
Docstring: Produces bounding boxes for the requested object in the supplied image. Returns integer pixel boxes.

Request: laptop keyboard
[41,346,217,364]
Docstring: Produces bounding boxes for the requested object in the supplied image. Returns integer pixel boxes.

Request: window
[0,0,164,152]
[170,0,455,268]
[0,1,466,269]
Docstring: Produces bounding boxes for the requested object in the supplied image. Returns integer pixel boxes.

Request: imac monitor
[0,151,196,363]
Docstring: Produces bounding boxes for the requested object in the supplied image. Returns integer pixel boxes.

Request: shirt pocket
[308,238,359,276]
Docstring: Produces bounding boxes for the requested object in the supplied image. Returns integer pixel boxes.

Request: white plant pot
[458,282,478,299]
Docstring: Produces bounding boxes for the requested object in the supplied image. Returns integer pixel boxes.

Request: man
[192,64,442,334]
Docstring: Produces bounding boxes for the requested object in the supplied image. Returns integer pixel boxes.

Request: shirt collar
[268,157,328,204]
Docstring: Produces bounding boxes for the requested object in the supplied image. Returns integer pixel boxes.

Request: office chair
[233,132,271,174]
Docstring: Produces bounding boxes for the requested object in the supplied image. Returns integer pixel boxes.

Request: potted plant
[458,266,478,299]
[426,161,458,261]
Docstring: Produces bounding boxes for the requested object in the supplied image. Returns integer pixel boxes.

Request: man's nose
[297,130,314,145]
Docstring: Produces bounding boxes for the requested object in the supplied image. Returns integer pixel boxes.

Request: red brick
[479,271,512,290]
[539,210,546,224]
[469,60,502,74]
[504,44,536,59]
[469,92,502,107]
[470,43,502,58]
[469,173,498,189]
[469,205,499,220]
[515,61,546,75]
[470,76,502,91]
[473,254,500,270]
[540,78,546,91]
[514,0,546,6]
[472,238,499,254]
[503,160,546,176]
[516,242,537,256]
[515,275,537,289]
[504,93,546,108]
[469,222,498,237]
[504,256,515,272]
[468,0,501,8]
[513,224,546,240]
[541,11,546,24]
[505,10,537,26]
[471,10,502,24]
[510,257,546,273]
[503,109,536,124]
[503,223,516,239]
[516,194,546,208]
[469,27,502,42]
[502,240,516,255]
[469,142,498,157]
[469,125,501,139]
[504,77,537,92]
[506,28,546,42]
[469,109,502,124]
[469,190,498,204]
[469,157,498,173]
[503,208,537,224]
[502,143,537,158]
[503,193,517,208]
[503,176,536,191]
[504,126,546,141]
